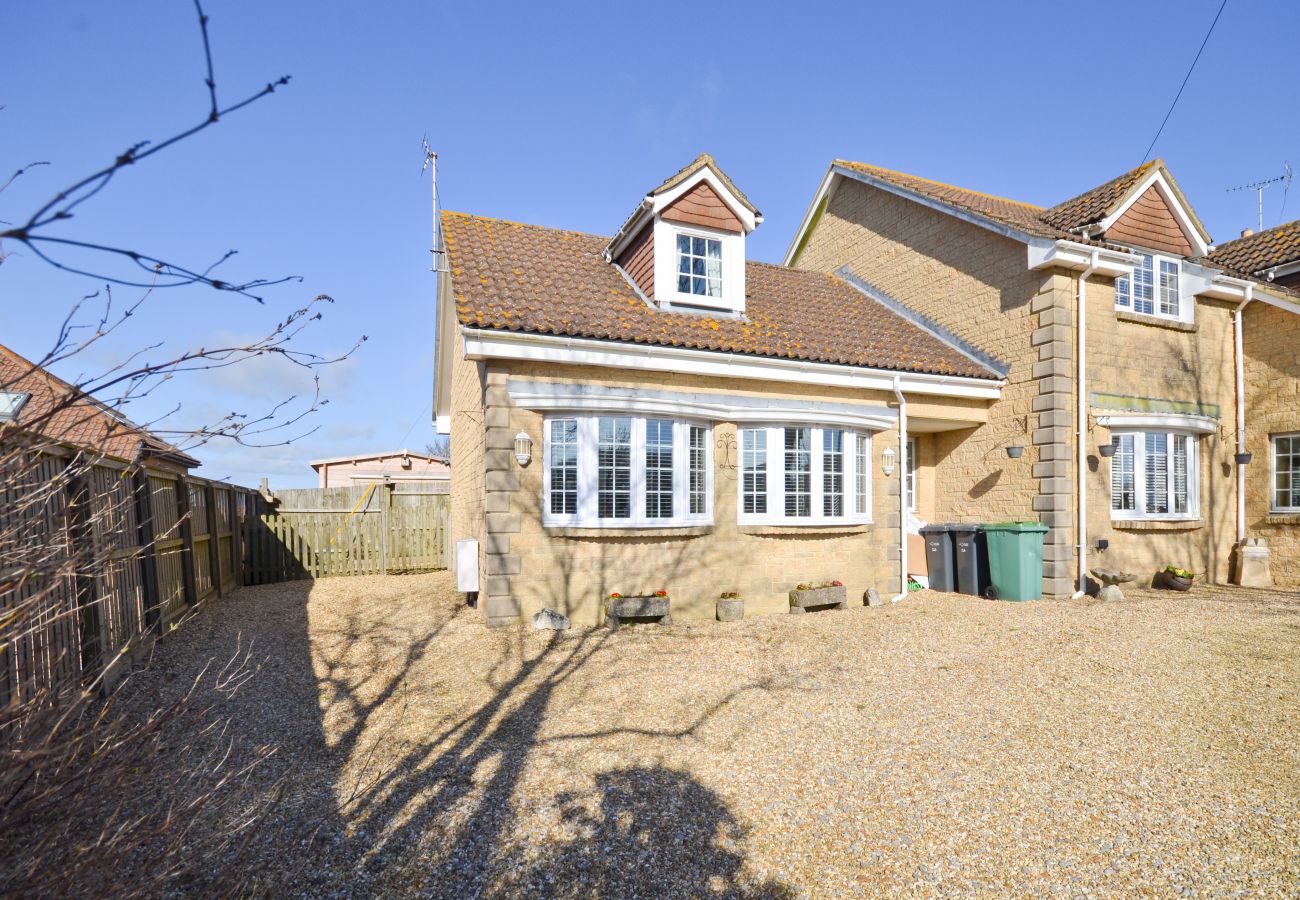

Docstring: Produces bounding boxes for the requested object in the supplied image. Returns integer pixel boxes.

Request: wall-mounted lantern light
[514,431,533,466]
[1005,445,1025,459]
[1098,443,1116,458]
[881,446,896,476]
[1235,451,1253,465]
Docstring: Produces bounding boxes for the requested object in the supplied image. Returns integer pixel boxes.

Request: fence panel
[244,484,449,583]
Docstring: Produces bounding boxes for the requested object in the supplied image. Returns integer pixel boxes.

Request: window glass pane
[1159,259,1180,317]
[1111,434,1135,512]
[741,428,767,515]
[675,233,723,298]
[549,419,577,516]
[1133,255,1154,315]
[1276,435,1300,510]
[854,435,869,516]
[689,426,707,515]
[1145,432,1169,514]
[784,427,811,517]
[905,438,917,512]
[597,417,632,519]
[823,429,844,517]
[645,419,674,519]
[1115,274,1131,309]
[1172,434,1189,514]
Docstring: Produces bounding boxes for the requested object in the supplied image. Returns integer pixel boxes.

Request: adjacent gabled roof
[1204,220,1300,276]
[649,153,760,217]
[0,343,199,468]
[309,450,450,469]
[442,211,1001,380]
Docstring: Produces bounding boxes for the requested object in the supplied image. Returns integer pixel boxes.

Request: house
[787,159,1300,592]
[1204,221,1300,586]
[434,155,1010,626]
[309,450,450,489]
[0,343,198,472]
[434,154,1300,627]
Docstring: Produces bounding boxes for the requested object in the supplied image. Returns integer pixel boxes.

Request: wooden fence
[3,456,450,707]
[244,482,450,583]
[1,449,254,708]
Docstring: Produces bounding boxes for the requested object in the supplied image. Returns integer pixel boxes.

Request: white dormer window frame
[674,231,723,299]
[651,217,746,315]
[1114,251,1193,324]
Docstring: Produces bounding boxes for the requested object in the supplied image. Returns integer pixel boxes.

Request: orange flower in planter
[654,590,668,597]
[609,592,622,599]
[831,580,843,587]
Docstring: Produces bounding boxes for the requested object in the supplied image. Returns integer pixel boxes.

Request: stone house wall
[1243,301,1300,587]
[461,361,919,628]
[793,180,1078,597]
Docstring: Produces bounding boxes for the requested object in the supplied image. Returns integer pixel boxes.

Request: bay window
[1109,430,1199,520]
[1115,253,1187,322]
[1272,433,1300,512]
[738,425,872,525]
[544,416,711,527]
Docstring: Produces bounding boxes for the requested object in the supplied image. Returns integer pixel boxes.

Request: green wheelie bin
[982,522,1049,601]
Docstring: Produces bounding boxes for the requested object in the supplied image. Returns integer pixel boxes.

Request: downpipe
[891,376,910,603]
[1234,284,1254,545]
[1071,251,1100,600]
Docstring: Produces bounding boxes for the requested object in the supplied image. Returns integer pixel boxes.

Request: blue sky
[3,0,1296,487]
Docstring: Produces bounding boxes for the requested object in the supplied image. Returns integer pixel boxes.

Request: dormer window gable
[1092,166,1210,260]
[606,154,761,316]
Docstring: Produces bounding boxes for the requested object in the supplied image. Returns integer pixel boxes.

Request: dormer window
[1115,253,1188,322]
[676,233,722,298]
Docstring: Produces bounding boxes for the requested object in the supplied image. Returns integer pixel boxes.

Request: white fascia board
[830,165,1041,245]
[1180,266,1300,314]
[781,165,837,265]
[653,168,758,232]
[1268,260,1300,279]
[1027,240,1136,278]
[1097,168,1210,258]
[1097,413,1218,435]
[461,327,1004,400]
[435,414,451,435]
[605,201,654,261]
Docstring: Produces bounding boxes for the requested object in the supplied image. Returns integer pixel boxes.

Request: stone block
[1033,461,1069,479]
[484,575,512,597]
[484,532,512,555]
[485,448,514,471]
[486,427,516,450]
[1033,358,1071,380]
[1032,426,1070,446]
[485,470,520,493]
[486,512,521,534]
[485,407,511,429]
[1038,340,1071,361]
[486,553,521,576]
[485,384,510,406]
[484,593,521,620]
[1037,306,1073,328]
[1038,410,1072,430]
[1030,324,1071,347]
[1033,494,1071,512]
[1039,375,1073,395]
[484,492,513,513]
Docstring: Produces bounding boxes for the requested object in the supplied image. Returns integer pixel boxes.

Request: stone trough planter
[605,595,672,630]
[788,584,847,614]
[716,597,744,622]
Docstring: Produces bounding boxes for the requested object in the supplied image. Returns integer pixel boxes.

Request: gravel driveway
[124,573,1300,897]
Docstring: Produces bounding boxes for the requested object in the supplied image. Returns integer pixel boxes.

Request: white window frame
[672,231,723,300]
[736,424,872,526]
[1271,432,1300,513]
[1108,429,1200,521]
[1114,252,1192,324]
[542,414,713,528]
[651,218,746,314]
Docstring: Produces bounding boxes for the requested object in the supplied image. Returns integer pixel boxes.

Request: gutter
[1234,283,1254,545]
[1072,251,1100,600]
[891,376,910,603]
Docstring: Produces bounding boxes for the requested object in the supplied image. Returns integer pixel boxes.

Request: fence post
[131,468,162,635]
[176,478,199,606]
[231,490,245,589]
[380,479,391,575]
[205,482,224,598]
[64,469,102,682]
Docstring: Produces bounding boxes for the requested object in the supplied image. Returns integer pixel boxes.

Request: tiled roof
[833,160,1079,241]
[0,344,198,467]
[649,153,760,216]
[1203,220,1300,275]
[1039,160,1158,232]
[442,211,1001,380]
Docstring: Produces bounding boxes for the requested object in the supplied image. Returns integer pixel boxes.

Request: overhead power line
[1140,0,1230,165]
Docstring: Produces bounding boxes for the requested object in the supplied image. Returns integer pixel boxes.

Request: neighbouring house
[0,343,198,472]
[434,154,1009,626]
[787,158,1300,592]
[309,450,450,489]
[1204,221,1300,586]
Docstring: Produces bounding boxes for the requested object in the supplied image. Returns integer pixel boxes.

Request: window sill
[1265,513,1300,525]
[1110,518,1205,532]
[546,524,714,538]
[739,523,874,536]
[1114,310,1198,333]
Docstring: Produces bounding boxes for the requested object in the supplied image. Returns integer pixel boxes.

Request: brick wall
[475,362,917,627]
[1243,301,1300,587]
[794,180,1078,596]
